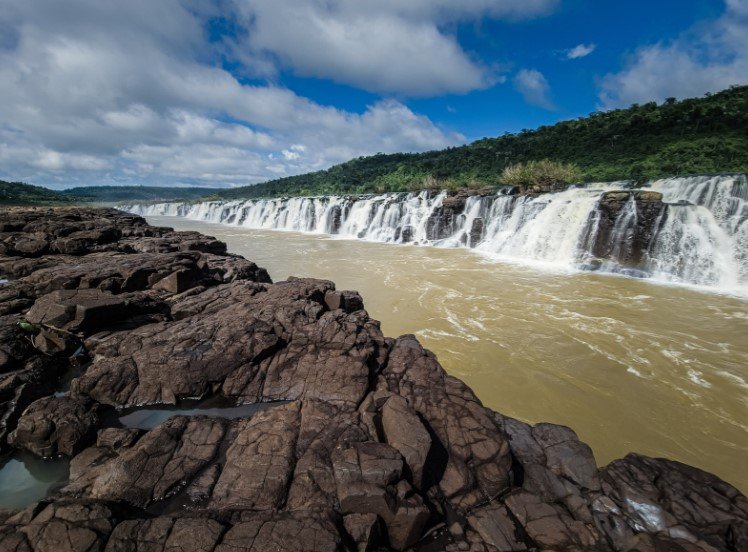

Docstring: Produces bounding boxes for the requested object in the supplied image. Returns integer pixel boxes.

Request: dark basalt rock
[0,315,67,454]
[64,415,227,509]
[8,395,99,457]
[324,290,365,313]
[468,217,484,246]
[586,190,667,269]
[0,206,744,552]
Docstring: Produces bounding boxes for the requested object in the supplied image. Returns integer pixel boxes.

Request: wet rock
[468,217,484,246]
[519,181,569,195]
[25,289,166,334]
[426,207,460,241]
[199,253,271,284]
[587,190,666,268]
[0,232,43,258]
[8,396,99,457]
[531,422,600,491]
[95,427,141,450]
[399,225,416,243]
[326,205,343,234]
[331,437,430,550]
[504,490,602,549]
[599,453,748,551]
[50,227,120,256]
[286,400,370,512]
[0,341,65,453]
[0,316,39,374]
[75,278,384,410]
[31,329,70,356]
[387,480,430,550]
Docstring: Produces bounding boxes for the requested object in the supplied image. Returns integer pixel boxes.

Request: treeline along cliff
[206,85,748,200]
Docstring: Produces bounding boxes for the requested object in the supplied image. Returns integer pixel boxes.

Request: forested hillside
[61,186,218,202]
[209,85,748,199]
[0,182,216,205]
[0,181,75,205]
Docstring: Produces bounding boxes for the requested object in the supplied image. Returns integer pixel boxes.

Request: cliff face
[0,207,745,552]
[580,190,667,272]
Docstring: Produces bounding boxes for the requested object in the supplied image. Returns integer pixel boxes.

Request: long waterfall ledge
[0,207,745,552]
[127,173,748,297]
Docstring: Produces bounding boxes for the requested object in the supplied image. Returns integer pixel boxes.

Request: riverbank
[0,207,746,551]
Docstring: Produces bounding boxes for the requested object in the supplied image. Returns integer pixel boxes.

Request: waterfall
[475,185,626,265]
[125,174,747,295]
[647,175,747,290]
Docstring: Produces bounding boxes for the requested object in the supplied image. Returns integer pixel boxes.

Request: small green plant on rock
[501,159,582,192]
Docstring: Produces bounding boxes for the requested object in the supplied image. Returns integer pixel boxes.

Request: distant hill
[0,182,217,205]
[207,85,748,200]
[61,186,218,203]
[0,180,75,205]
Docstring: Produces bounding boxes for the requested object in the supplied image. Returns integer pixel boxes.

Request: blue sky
[0,0,746,189]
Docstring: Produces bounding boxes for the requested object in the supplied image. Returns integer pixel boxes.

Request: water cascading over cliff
[126,174,747,294]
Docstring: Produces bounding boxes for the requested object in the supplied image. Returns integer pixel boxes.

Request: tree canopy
[207,85,748,200]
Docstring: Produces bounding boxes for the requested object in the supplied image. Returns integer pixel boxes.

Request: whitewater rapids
[126,174,747,295]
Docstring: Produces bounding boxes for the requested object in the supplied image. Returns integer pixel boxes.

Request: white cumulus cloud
[0,0,467,188]
[566,43,596,59]
[229,0,558,96]
[513,69,555,110]
[599,0,748,108]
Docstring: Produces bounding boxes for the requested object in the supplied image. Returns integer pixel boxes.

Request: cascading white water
[125,174,747,295]
[475,183,628,265]
[647,175,747,290]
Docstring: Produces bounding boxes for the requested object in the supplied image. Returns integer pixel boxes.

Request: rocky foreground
[0,207,745,552]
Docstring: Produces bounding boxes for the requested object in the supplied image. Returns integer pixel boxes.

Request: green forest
[61,186,218,203]
[208,85,748,200]
[0,182,218,205]
[0,181,74,205]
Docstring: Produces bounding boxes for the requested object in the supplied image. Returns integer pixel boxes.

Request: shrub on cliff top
[501,159,582,190]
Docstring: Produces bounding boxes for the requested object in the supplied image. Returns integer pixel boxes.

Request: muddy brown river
[148,216,748,492]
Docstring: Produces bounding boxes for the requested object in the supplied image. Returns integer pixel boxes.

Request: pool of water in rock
[0,396,279,508]
[0,453,70,509]
[145,216,748,493]
[114,396,280,429]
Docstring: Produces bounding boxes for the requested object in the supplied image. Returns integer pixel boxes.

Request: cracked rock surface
[0,207,745,551]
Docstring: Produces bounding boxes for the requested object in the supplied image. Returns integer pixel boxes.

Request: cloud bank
[5,0,534,188]
[230,0,558,96]
[599,0,748,108]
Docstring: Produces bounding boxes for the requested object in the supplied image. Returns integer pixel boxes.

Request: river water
[147,215,748,492]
